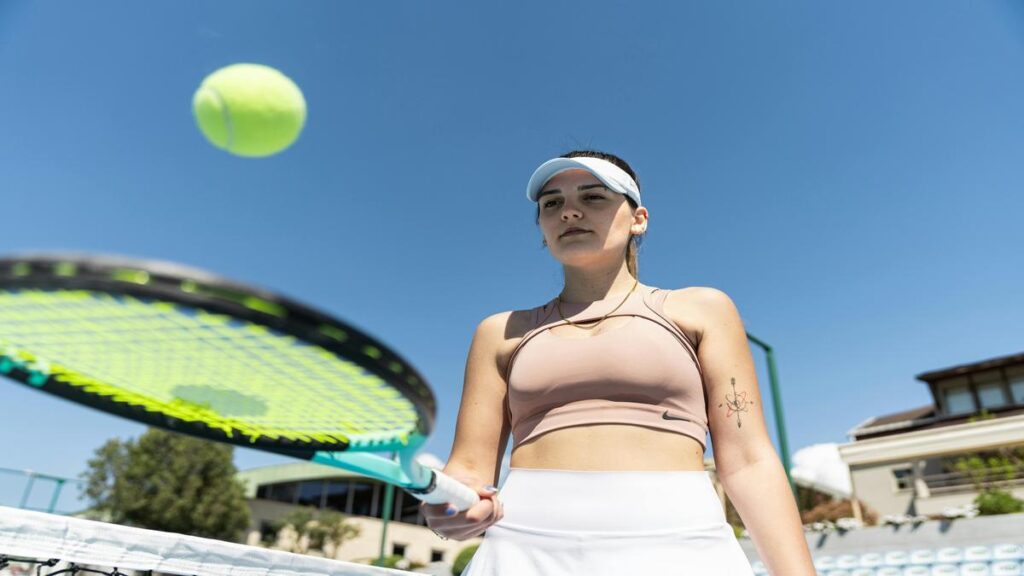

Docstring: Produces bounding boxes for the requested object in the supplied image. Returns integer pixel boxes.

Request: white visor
[526,157,641,206]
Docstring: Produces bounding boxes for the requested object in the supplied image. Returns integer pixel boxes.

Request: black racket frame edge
[0,253,436,457]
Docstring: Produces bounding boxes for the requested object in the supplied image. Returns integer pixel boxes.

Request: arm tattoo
[718,377,754,428]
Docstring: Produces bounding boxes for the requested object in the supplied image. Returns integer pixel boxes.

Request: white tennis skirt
[461,467,755,575]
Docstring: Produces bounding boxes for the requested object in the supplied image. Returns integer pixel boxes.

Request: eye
[586,194,605,201]
[542,198,560,208]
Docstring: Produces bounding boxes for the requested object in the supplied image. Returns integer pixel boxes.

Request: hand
[420,475,503,541]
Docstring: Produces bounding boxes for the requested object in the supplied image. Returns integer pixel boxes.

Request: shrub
[975,489,1024,515]
[801,499,878,526]
[452,544,479,576]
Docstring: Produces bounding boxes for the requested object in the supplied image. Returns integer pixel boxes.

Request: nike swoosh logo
[662,410,692,422]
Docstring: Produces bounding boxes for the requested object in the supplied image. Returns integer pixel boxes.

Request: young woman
[421,151,816,575]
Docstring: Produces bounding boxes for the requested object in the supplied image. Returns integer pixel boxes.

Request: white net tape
[0,507,414,576]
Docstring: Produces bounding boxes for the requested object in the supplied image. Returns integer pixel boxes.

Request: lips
[560,228,590,238]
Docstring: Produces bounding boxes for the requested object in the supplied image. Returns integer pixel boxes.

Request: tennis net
[0,506,416,576]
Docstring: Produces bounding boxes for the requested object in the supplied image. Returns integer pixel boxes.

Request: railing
[0,466,83,513]
[923,464,1024,494]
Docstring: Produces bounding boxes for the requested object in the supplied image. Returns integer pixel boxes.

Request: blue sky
[2,1,1022,512]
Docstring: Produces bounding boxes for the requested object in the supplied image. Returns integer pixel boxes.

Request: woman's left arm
[671,287,816,576]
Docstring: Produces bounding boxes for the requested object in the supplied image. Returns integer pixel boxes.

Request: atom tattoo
[718,378,755,428]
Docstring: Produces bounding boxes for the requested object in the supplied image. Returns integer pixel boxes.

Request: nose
[560,206,582,221]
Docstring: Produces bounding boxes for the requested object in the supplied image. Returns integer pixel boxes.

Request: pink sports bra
[505,284,708,452]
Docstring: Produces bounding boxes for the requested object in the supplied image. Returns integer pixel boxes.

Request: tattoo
[718,378,754,428]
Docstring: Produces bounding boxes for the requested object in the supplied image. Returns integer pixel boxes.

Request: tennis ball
[192,63,307,158]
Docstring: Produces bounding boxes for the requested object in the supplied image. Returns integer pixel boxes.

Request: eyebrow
[537,183,608,200]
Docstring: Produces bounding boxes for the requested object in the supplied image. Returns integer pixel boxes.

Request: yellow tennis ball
[192,63,307,158]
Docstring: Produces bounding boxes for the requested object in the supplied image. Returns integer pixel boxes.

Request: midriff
[509,423,707,471]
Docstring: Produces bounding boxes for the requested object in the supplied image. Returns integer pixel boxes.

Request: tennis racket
[0,252,479,511]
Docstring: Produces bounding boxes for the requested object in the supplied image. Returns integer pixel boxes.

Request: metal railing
[0,466,83,513]
[923,464,1024,494]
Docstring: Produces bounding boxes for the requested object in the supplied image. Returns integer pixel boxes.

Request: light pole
[745,332,796,496]
[377,451,397,566]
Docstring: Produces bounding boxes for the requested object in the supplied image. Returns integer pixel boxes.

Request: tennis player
[421,151,816,574]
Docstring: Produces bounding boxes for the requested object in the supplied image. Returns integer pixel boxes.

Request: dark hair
[535,149,645,277]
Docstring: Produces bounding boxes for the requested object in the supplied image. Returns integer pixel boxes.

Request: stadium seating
[748,543,1023,576]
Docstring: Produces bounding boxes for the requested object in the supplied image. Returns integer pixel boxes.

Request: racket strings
[0,290,418,446]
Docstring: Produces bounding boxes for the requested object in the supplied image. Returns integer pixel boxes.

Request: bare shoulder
[476,307,537,341]
[476,307,542,376]
[662,286,739,347]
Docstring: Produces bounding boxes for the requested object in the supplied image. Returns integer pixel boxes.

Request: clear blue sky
[2,1,1023,512]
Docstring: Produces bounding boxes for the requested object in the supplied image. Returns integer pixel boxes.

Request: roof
[916,351,1024,382]
[848,403,1024,441]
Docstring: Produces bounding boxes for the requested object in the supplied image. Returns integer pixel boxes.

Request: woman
[421,150,816,575]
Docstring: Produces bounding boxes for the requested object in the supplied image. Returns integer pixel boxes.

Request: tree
[82,428,250,542]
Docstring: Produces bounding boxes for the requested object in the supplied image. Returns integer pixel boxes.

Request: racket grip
[409,469,481,510]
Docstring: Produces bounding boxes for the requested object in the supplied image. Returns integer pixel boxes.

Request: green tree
[82,428,250,542]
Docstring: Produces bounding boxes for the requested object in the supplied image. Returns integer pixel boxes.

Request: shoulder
[474,304,544,343]
[476,306,546,378]
[661,286,741,346]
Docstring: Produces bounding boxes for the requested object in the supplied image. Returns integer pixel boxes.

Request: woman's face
[537,169,645,267]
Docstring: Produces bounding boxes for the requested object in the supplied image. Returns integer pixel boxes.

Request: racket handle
[408,469,481,510]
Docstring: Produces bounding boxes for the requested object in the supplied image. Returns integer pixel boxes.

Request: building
[838,351,1024,520]
[237,462,472,567]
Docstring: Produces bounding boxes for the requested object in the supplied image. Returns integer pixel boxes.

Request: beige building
[838,351,1024,520]
[237,462,477,567]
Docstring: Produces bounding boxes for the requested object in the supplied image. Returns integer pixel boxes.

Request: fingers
[420,492,503,541]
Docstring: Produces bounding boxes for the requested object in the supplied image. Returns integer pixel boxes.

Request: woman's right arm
[447,311,512,484]
[421,312,512,539]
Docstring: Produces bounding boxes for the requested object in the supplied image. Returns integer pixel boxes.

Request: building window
[940,377,974,415]
[397,489,425,525]
[296,480,325,508]
[1008,366,1024,405]
[973,370,1008,409]
[892,467,914,491]
[392,542,406,557]
[260,482,299,504]
[324,480,352,513]
[350,481,376,518]
[431,549,444,562]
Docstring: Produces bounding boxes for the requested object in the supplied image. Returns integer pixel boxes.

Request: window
[296,480,325,508]
[262,482,298,504]
[324,480,351,513]
[350,481,376,517]
[973,370,1007,409]
[1008,366,1024,405]
[431,549,445,562]
[392,543,406,557]
[396,490,424,525]
[940,377,974,415]
[892,467,913,491]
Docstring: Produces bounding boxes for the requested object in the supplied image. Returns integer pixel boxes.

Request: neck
[558,263,638,303]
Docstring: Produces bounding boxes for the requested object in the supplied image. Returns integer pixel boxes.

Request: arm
[445,312,512,490]
[677,288,815,576]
